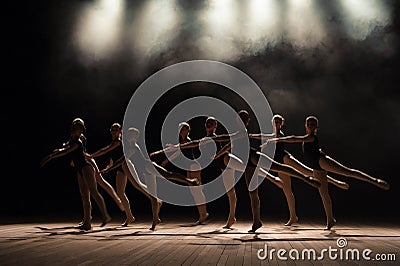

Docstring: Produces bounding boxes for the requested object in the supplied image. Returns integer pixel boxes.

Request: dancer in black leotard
[159,122,209,225]
[250,114,349,226]
[106,127,198,230]
[40,118,111,230]
[62,130,123,225]
[262,115,390,230]
[200,117,238,228]
[165,110,318,232]
[87,123,136,227]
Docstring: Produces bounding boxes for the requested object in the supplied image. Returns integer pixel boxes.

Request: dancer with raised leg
[262,115,390,230]
[40,118,111,230]
[161,110,320,232]
[59,130,123,219]
[200,117,237,228]
[250,114,349,226]
[158,122,209,225]
[86,123,136,227]
[106,127,198,230]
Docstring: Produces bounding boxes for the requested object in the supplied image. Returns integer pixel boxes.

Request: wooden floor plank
[0,220,398,265]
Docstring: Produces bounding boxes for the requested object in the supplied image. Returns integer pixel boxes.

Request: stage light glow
[338,0,391,40]
[129,0,182,60]
[74,0,125,61]
[286,0,326,47]
[198,0,242,60]
[243,0,281,45]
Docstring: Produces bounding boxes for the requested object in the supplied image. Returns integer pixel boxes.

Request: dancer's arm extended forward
[248,133,274,140]
[260,134,315,149]
[149,132,241,157]
[87,140,120,159]
[40,143,79,167]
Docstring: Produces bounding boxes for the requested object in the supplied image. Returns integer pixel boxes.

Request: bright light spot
[74,0,125,61]
[286,0,326,47]
[243,0,281,45]
[198,0,241,60]
[338,0,391,40]
[129,0,181,60]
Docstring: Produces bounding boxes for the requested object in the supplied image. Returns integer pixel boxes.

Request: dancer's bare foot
[78,216,92,226]
[248,220,262,233]
[325,218,337,230]
[194,212,209,225]
[223,217,236,229]
[150,218,161,230]
[284,216,299,226]
[75,223,92,231]
[374,179,390,190]
[100,215,112,227]
[121,216,135,227]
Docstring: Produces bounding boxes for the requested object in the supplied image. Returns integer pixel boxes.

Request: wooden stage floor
[1,219,399,265]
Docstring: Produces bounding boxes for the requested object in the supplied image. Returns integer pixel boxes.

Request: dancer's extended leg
[319,156,389,190]
[283,154,349,190]
[255,151,320,188]
[90,158,124,211]
[151,162,199,186]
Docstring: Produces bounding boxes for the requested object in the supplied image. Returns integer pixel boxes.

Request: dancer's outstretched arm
[40,143,78,167]
[260,134,314,149]
[214,142,232,160]
[160,150,181,167]
[249,133,274,140]
[104,156,125,173]
[88,140,120,159]
[150,132,243,157]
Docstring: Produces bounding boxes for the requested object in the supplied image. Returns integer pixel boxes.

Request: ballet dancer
[250,114,349,226]
[158,122,209,225]
[201,116,237,228]
[262,115,390,229]
[105,127,198,230]
[86,122,135,227]
[58,132,123,215]
[213,110,323,232]
[40,118,111,230]
[152,123,247,228]
[165,110,320,232]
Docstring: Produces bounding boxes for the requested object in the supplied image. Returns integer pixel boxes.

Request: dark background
[3,0,400,225]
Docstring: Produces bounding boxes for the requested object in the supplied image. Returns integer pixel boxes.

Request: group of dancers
[40,111,390,232]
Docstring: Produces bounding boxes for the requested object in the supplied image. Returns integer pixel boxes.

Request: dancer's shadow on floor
[34,225,137,236]
[179,222,210,227]
[35,226,77,231]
